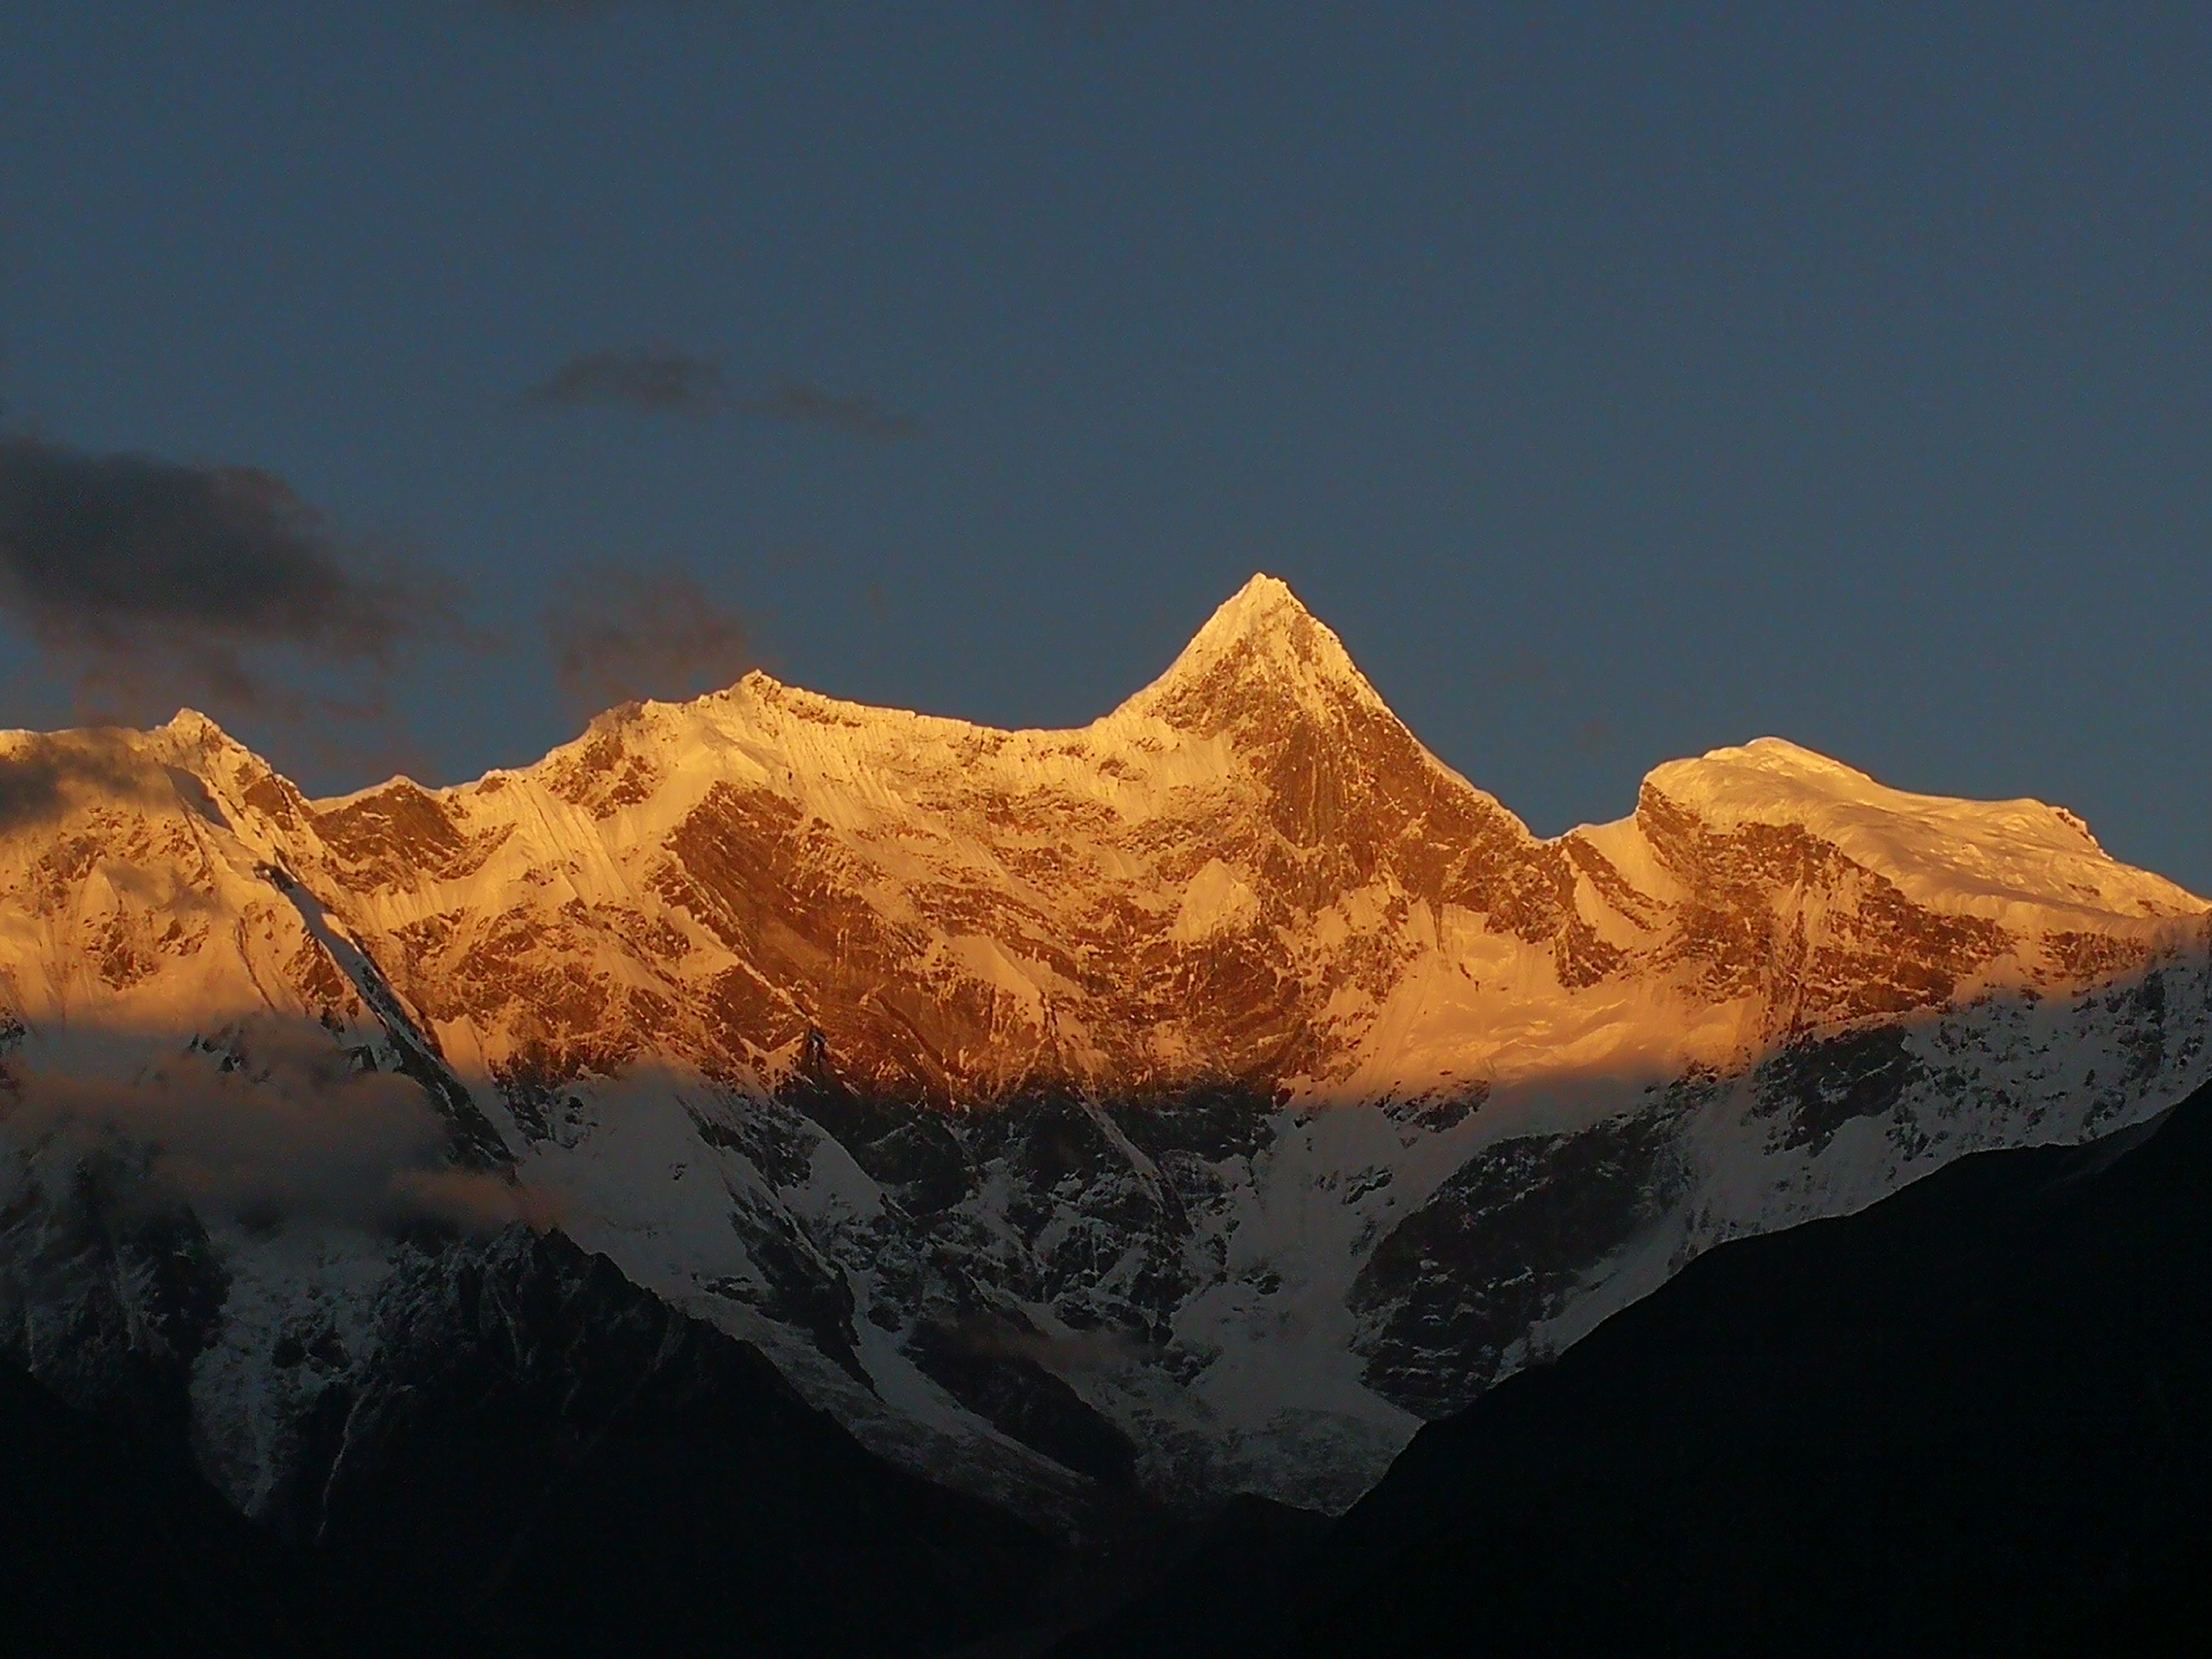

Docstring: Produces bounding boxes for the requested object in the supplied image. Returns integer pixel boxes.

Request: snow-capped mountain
[3,574,2206,1522]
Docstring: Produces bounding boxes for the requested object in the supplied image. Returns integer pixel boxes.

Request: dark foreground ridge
[1073,1076,2212,1658]
[0,1359,344,1659]
[1,1228,1059,1659]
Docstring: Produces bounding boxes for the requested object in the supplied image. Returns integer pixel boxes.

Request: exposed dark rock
[2085,967,2176,1128]
[311,783,511,890]
[489,1059,592,1148]
[687,1088,817,1189]
[0,1156,230,1448]
[1107,1082,1282,1165]
[1348,1105,1687,1415]
[1380,1083,1487,1131]
[1636,783,2011,1023]
[1750,1024,1920,1153]
[724,1192,871,1385]
[906,1316,1141,1484]
[786,1057,976,1216]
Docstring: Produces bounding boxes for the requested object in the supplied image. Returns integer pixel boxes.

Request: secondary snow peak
[1637,738,2207,925]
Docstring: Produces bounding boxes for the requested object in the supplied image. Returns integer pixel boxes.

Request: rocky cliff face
[2,574,2206,1524]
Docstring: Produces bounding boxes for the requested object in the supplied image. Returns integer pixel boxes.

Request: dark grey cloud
[522,345,729,416]
[0,731,166,832]
[1573,717,1613,756]
[1,1021,554,1236]
[521,348,916,440]
[741,379,919,442]
[0,434,427,732]
[545,567,751,715]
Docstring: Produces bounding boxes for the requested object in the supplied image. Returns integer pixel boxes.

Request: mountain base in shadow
[0,1359,354,1659]
[1286,1082,2212,1656]
[1061,1078,2212,1657]
[2,1227,1069,1659]
[20,1077,2212,1657]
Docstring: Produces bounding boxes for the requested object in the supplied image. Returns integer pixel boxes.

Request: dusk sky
[4,3,2210,887]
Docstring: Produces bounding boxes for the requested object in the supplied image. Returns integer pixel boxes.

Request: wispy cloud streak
[545,567,751,715]
[522,345,729,416]
[740,380,919,441]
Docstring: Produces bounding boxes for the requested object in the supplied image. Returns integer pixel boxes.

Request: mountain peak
[1195,570,1309,632]
[161,707,234,748]
[1180,573,1340,662]
[1118,574,1386,731]
[1639,736,2207,922]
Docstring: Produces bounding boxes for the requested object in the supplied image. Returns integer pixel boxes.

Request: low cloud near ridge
[545,567,752,715]
[0,730,166,832]
[0,1021,554,1237]
[0,433,434,746]
[950,1313,1151,1372]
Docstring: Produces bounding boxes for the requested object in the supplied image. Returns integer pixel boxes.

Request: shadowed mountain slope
[0,1225,1058,1659]
[1241,1076,2212,1657]
[0,1358,341,1659]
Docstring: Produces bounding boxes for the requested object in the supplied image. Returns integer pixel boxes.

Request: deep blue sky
[5,3,2210,887]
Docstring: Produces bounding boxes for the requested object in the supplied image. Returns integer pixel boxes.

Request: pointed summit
[1190,571,1313,639]
[1118,574,1389,733]
[1178,574,1345,667]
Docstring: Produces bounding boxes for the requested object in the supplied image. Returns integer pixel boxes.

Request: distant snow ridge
[2,574,2206,1521]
